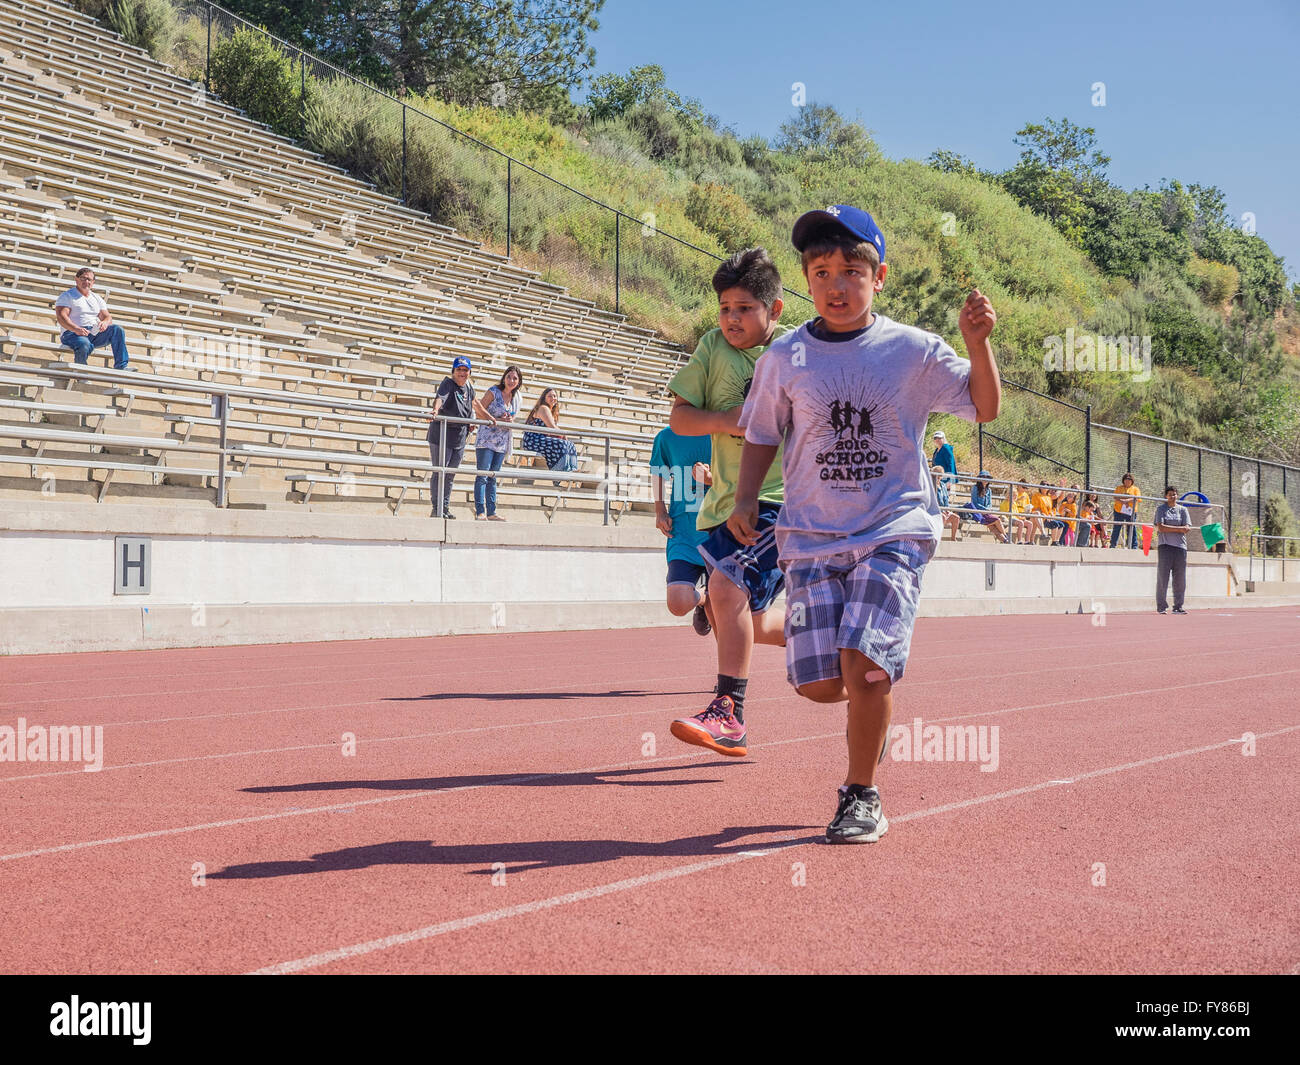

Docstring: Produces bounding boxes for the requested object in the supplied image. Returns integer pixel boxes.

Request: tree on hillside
[775,102,879,166]
[225,0,603,107]
[586,64,707,128]
[926,149,984,180]
[999,118,1110,246]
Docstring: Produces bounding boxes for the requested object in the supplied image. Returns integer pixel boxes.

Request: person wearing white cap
[931,430,956,478]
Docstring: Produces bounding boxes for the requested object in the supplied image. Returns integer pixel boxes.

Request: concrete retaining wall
[0,501,1288,654]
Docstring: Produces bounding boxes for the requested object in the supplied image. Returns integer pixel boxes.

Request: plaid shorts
[784,539,934,688]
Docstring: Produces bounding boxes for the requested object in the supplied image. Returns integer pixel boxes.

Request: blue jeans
[62,326,130,370]
[1109,511,1137,549]
[474,447,506,515]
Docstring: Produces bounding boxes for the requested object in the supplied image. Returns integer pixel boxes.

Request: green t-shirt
[668,325,791,530]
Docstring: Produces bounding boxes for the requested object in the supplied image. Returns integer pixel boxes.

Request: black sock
[717,675,748,722]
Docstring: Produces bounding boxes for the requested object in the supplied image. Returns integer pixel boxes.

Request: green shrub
[1186,255,1239,307]
[106,0,176,56]
[1262,492,1297,555]
[684,182,763,254]
[208,27,302,138]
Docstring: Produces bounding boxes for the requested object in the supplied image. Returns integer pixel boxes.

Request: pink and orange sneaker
[670,696,748,757]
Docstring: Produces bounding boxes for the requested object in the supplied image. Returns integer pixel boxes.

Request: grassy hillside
[75,0,1300,475]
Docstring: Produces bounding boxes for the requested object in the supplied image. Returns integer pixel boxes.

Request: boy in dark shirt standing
[428,356,494,518]
[730,205,1001,842]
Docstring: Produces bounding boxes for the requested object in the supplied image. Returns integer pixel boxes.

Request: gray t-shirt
[1153,502,1192,550]
[739,315,977,561]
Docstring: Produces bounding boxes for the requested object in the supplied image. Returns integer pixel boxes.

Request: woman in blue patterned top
[474,366,524,520]
[521,388,581,472]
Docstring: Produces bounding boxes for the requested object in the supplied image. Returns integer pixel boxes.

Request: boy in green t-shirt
[665,248,791,758]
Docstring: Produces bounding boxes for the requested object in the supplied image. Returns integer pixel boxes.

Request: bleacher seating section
[0,0,689,522]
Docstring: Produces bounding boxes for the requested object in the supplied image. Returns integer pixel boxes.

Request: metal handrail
[935,471,1228,548]
[0,361,657,522]
[1248,532,1299,582]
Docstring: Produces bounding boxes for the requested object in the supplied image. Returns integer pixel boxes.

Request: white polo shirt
[54,288,108,332]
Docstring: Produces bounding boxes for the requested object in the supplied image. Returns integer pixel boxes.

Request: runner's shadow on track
[386,690,708,701]
[208,825,823,880]
[242,762,751,794]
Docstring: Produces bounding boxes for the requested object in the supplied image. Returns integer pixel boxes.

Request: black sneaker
[1157,609,1167,614]
[1173,607,1188,614]
[692,603,711,636]
[825,785,888,844]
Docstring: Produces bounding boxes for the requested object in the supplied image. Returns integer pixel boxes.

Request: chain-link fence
[978,380,1089,486]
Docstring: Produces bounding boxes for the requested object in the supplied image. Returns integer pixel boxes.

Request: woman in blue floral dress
[521,388,580,472]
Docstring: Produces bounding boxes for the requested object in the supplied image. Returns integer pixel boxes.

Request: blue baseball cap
[451,356,471,370]
[792,205,886,262]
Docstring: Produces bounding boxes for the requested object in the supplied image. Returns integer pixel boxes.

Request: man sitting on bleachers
[53,267,130,370]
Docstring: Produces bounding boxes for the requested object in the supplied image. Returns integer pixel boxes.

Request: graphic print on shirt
[803,370,903,492]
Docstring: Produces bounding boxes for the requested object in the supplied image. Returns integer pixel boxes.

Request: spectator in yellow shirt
[1110,473,1140,549]
[1057,490,1079,546]
[1011,484,1037,544]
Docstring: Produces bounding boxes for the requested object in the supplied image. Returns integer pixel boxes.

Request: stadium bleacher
[0,0,687,521]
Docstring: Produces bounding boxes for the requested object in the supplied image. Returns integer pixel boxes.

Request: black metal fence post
[1084,405,1091,490]
[1257,460,1262,530]
[506,157,512,259]
[1126,432,1132,476]
[1197,448,1202,494]
[204,3,211,93]
[977,423,984,473]
[1227,455,1233,539]
[401,105,407,206]
[1163,440,1169,490]
[614,213,621,315]
[299,50,306,138]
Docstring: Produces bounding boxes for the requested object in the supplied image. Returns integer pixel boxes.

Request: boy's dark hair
[711,247,782,307]
[799,226,881,272]
[1165,485,1177,495]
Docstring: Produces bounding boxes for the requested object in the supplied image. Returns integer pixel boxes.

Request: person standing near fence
[1153,486,1192,614]
[473,366,524,521]
[428,356,494,519]
[1110,473,1140,548]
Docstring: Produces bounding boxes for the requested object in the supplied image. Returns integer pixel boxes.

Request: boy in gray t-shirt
[729,205,1001,844]
[1152,486,1193,614]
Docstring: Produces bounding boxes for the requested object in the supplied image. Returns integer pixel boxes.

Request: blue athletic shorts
[697,502,785,614]
[666,559,707,587]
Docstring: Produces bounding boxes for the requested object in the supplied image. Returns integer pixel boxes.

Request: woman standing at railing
[474,366,524,521]
[522,388,581,473]
[1110,473,1141,549]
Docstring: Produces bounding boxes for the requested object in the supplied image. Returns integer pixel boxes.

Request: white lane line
[9,657,1293,786]
[0,747,732,862]
[6,624,1281,706]
[250,842,813,975]
[4,636,1292,748]
[248,722,1300,975]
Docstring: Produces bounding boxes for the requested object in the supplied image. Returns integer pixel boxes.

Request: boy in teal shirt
[665,247,793,758]
[650,425,713,634]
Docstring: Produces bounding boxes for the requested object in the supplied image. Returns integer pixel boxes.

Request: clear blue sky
[586,0,1300,283]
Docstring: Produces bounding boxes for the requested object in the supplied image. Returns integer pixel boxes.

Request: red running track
[1,607,1297,974]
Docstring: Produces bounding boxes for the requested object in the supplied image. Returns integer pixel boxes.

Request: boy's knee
[707,570,746,606]
[665,585,699,616]
[797,678,846,703]
[842,651,891,690]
